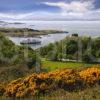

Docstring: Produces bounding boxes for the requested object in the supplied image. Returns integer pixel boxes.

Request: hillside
[0,33,40,83]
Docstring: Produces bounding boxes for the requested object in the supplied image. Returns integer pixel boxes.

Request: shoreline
[0,27,68,37]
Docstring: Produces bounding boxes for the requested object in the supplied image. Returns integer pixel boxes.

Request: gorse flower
[0,66,100,97]
[79,67,100,85]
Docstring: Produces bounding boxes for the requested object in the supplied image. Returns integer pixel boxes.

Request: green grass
[42,60,97,71]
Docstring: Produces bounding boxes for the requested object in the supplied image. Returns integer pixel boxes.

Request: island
[0,27,68,37]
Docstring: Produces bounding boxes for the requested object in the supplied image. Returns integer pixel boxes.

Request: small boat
[20,39,41,44]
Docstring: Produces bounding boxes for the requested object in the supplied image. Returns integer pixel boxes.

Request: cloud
[43,1,95,14]
[0,0,100,21]
[39,0,100,20]
[0,10,100,21]
[0,12,38,20]
[0,12,57,20]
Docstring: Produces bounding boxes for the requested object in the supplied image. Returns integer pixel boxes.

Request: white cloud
[0,0,100,21]
[0,12,57,21]
[40,0,100,20]
[0,10,100,21]
[0,13,35,20]
[43,1,94,14]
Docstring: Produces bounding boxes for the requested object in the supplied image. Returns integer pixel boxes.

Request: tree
[66,40,78,54]
[83,49,94,63]
[46,51,58,61]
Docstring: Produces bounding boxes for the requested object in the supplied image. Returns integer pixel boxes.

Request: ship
[20,39,41,44]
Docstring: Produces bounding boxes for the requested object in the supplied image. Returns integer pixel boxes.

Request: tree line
[39,35,100,63]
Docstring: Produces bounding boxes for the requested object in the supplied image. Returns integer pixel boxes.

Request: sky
[0,0,100,21]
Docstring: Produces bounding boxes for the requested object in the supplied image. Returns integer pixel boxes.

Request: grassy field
[42,60,98,71]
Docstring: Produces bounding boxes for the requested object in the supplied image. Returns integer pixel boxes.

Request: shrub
[79,67,100,85]
[0,66,100,98]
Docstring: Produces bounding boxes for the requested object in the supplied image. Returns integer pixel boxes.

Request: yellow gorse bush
[0,66,100,98]
[79,67,100,84]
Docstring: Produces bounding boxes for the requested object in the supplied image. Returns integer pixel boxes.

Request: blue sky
[0,0,100,20]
